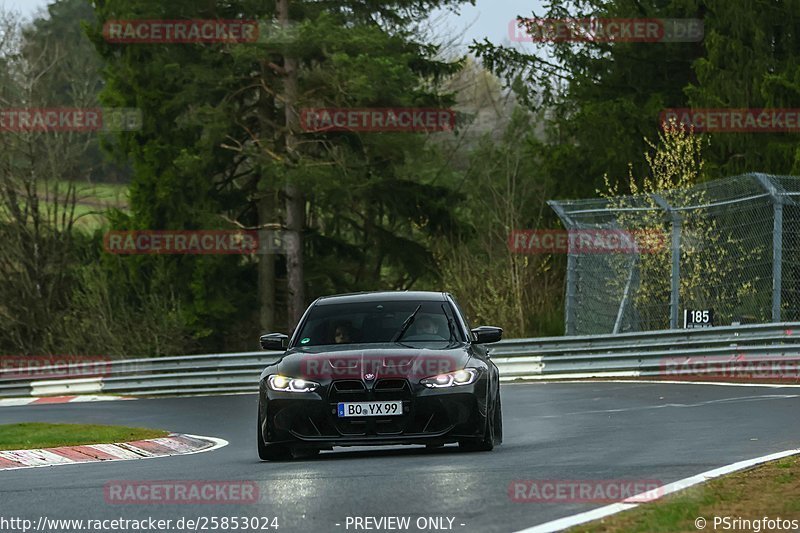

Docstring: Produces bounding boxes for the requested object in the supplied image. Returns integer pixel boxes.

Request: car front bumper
[259,377,489,448]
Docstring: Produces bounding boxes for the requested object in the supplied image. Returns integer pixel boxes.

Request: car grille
[328,378,413,436]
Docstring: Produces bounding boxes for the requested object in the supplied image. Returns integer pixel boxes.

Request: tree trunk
[277,0,305,330]
[256,56,277,334]
[257,194,276,333]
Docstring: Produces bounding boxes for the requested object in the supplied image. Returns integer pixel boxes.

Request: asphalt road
[1,382,799,533]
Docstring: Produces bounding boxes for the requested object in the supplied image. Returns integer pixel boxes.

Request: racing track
[1,382,799,532]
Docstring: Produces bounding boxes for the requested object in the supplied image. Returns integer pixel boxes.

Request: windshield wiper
[392,304,422,342]
[441,304,458,343]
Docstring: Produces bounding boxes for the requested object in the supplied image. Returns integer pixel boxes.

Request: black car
[256,291,503,460]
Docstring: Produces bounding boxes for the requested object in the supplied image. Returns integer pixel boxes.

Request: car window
[294,300,464,346]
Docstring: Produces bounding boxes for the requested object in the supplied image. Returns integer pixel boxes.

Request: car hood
[261,343,472,382]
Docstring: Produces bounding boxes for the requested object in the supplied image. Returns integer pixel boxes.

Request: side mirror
[260,333,289,351]
[471,326,503,344]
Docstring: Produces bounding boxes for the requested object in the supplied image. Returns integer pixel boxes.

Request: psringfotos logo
[300,108,456,133]
[508,229,667,255]
[661,108,800,133]
[103,230,260,255]
[0,108,142,132]
[509,18,703,43]
[509,479,664,503]
[104,481,259,504]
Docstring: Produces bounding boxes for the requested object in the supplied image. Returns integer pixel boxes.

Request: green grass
[570,455,800,532]
[37,180,128,205]
[0,422,168,451]
[1,180,130,231]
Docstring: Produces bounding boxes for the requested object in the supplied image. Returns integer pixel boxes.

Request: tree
[471,0,706,198]
[86,0,474,347]
[434,109,564,337]
[685,0,800,175]
[600,120,762,330]
[0,7,96,353]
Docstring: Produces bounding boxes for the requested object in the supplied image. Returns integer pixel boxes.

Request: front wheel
[494,392,503,445]
[459,391,500,452]
[257,409,292,461]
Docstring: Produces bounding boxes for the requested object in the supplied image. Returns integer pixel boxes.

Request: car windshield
[294,300,463,347]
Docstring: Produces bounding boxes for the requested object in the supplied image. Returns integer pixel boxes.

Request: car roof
[315,291,448,306]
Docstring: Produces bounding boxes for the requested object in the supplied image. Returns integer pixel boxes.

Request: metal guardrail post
[653,194,681,329]
[754,174,783,322]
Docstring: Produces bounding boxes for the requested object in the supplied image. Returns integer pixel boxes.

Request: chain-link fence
[548,173,800,335]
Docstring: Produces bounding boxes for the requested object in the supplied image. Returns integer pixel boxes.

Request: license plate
[337,401,403,417]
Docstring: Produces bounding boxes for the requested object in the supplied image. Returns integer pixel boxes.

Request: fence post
[613,253,639,334]
[754,174,783,322]
[653,195,681,329]
[549,201,577,335]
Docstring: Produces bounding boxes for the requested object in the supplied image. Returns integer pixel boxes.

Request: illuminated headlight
[420,368,478,388]
[267,375,319,393]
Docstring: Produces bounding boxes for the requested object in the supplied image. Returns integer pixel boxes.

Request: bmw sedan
[256,291,503,460]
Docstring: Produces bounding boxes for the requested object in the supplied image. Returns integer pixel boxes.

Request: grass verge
[570,454,800,532]
[0,422,168,451]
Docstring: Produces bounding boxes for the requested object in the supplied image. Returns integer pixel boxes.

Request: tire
[459,390,498,452]
[493,391,503,445]
[257,408,292,461]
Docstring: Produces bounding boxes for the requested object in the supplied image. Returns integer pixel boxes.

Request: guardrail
[2,322,799,398]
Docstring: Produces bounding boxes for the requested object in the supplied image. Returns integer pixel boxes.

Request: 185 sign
[683,309,713,328]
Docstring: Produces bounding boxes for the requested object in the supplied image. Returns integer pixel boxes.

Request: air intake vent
[333,380,366,392]
[374,379,408,391]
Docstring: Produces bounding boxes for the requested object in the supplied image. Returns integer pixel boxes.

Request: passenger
[334,323,352,344]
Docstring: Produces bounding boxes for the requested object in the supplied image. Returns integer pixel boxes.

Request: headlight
[420,368,478,388]
[267,375,320,393]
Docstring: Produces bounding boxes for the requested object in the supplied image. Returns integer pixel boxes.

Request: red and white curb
[0,395,134,407]
[0,433,227,471]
